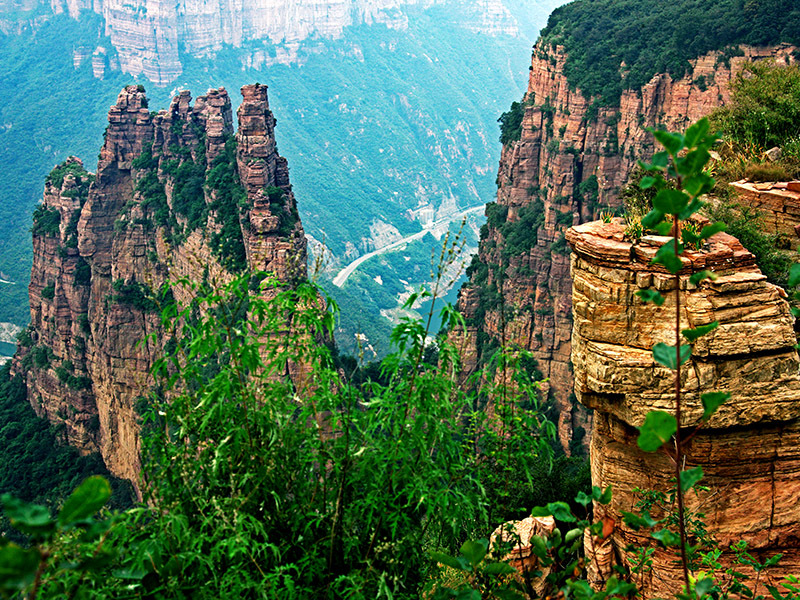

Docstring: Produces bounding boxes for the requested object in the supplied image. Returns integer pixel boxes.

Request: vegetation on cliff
[0,365,133,542]
[540,0,800,104]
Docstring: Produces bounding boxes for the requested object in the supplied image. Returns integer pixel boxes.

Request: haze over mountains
[0,0,567,356]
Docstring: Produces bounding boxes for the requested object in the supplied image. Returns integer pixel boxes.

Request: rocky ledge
[567,219,800,596]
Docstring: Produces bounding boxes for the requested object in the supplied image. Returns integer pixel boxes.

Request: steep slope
[567,219,800,596]
[457,29,796,451]
[13,84,305,485]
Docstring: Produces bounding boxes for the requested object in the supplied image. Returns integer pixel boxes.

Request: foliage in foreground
[0,231,564,598]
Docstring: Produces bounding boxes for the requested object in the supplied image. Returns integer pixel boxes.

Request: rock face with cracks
[14,84,307,491]
[567,219,800,597]
[455,42,796,454]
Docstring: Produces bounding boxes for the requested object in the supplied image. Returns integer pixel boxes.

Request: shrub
[41,282,55,300]
[498,100,524,145]
[744,162,790,182]
[31,206,60,238]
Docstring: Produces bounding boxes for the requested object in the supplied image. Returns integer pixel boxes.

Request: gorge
[3,0,800,596]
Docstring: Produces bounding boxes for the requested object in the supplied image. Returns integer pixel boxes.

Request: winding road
[332,205,485,288]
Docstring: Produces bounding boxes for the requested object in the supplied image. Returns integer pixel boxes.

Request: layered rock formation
[456,44,796,452]
[38,0,530,85]
[728,180,800,240]
[13,83,306,487]
[567,219,800,596]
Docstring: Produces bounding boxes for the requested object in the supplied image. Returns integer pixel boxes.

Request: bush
[744,162,791,182]
[4,276,558,598]
[31,206,60,238]
[498,100,524,145]
[41,282,55,300]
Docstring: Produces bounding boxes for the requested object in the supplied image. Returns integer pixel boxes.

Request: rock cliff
[567,219,800,596]
[37,0,530,85]
[456,43,796,452]
[13,83,306,487]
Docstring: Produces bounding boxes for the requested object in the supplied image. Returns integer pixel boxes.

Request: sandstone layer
[567,219,800,597]
[13,84,306,488]
[728,180,800,241]
[456,44,796,452]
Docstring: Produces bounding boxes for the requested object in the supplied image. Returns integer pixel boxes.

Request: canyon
[12,83,306,486]
[456,43,798,452]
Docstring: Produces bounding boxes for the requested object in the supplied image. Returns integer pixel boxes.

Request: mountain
[12,83,306,486]
[0,0,566,358]
[455,0,800,452]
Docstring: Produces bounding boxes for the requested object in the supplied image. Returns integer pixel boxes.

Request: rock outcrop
[13,84,306,488]
[567,219,800,597]
[728,180,800,241]
[456,43,796,452]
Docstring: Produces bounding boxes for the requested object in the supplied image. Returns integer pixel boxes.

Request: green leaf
[637,410,677,452]
[682,172,714,197]
[565,528,583,543]
[682,227,700,248]
[575,491,591,507]
[680,466,704,492]
[456,590,482,600]
[652,342,691,369]
[621,511,658,530]
[654,221,673,236]
[679,148,711,177]
[651,528,681,547]
[547,501,576,522]
[482,562,517,575]
[58,476,112,527]
[592,485,613,505]
[429,551,469,572]
[789,263,800,287]
[701,391,730,421]
[678,197,707,221]
[641,209,665,229]
[651,151,669,169]
[653,130,684,155]
[1,495,54,536]
[695,576,715,597]
[652,242,684,274]
[636,289,664,305]
[699,221,726,241]
[653,189,690,215]
[493,589,525,600]
[682,321,719,342]
[690,270,717,285]
[639,176,657,189]
[460,539,488,569]
[684,118,710,149]
[0,543,39,593]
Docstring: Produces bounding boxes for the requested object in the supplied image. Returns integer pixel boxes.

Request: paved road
[331,205,485,288]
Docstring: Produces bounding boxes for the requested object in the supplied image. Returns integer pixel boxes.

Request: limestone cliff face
[40,0,523,85]
[456,43,795,452]
[14,83,306,486]
[567,220,800,596]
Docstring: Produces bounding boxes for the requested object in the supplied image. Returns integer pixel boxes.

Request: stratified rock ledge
[567,219,800,597]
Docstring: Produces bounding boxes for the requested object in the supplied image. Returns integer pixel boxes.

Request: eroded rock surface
[14,84,306,489]
[567,219,800,596]
[456,44,796,453]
